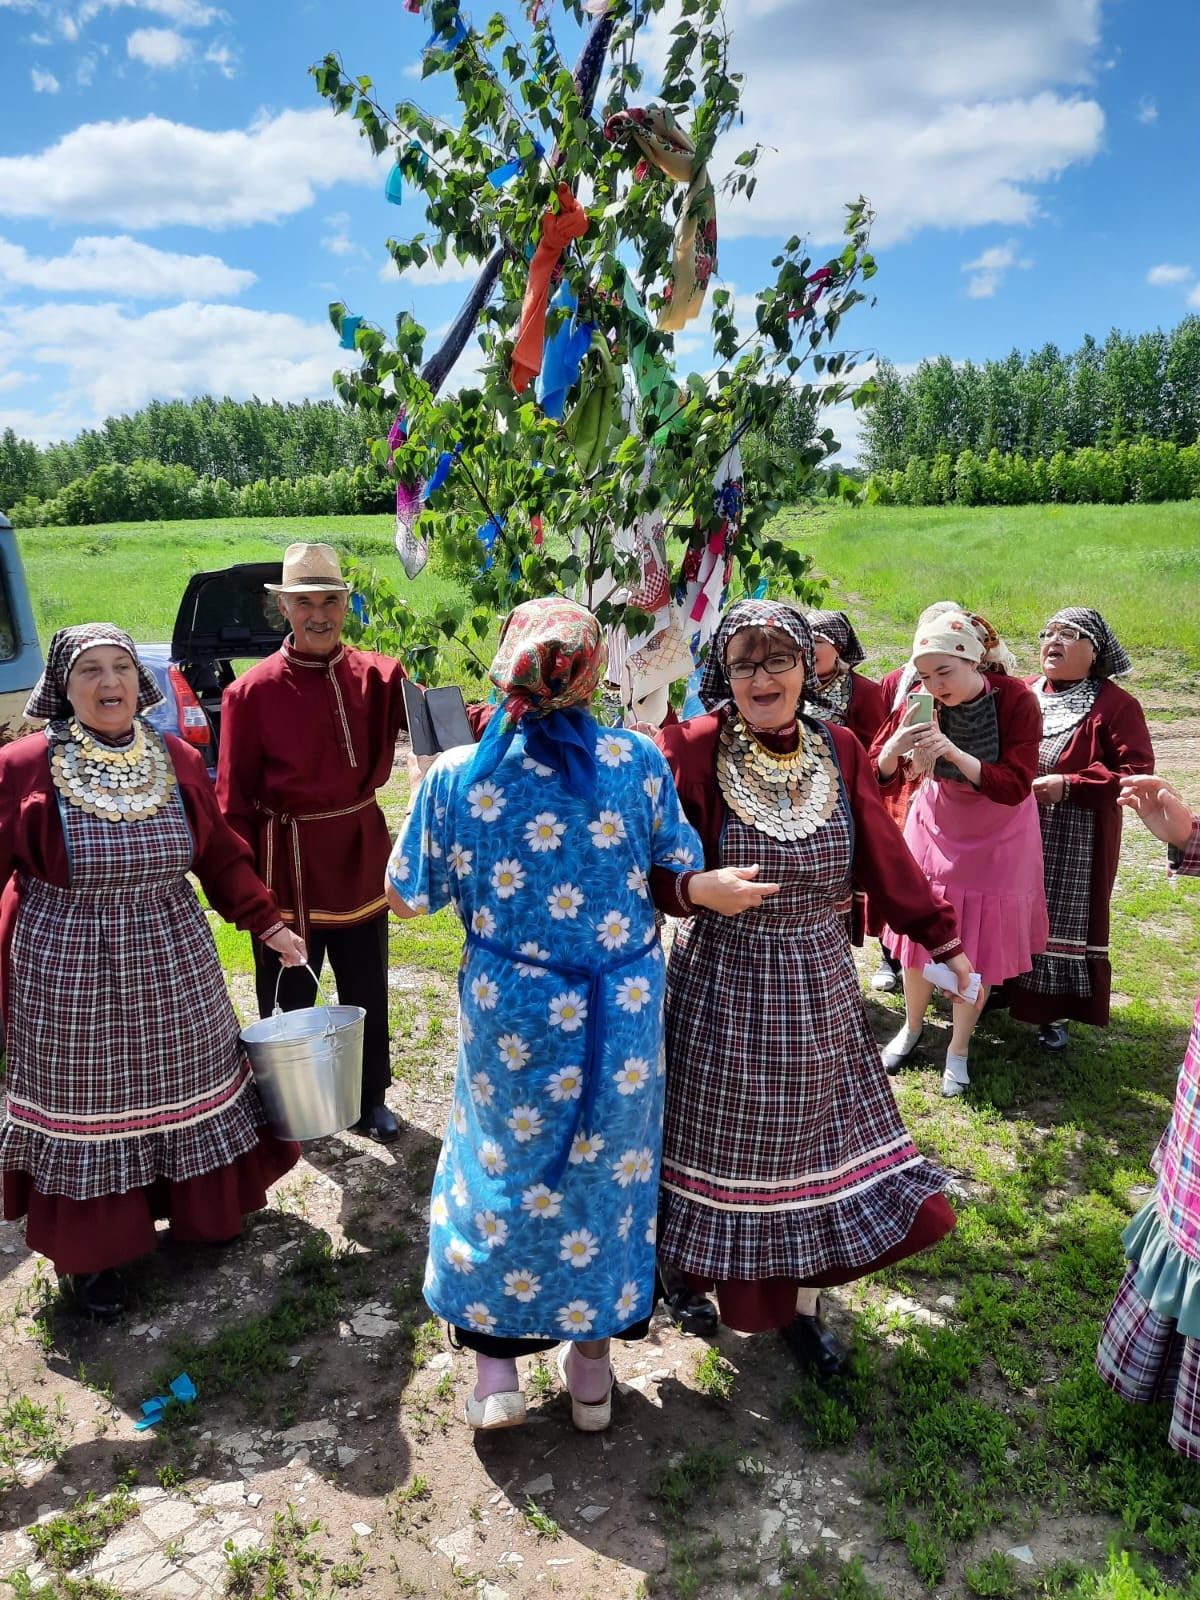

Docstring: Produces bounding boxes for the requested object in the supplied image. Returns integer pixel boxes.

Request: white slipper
[464,1388,526,1431]
[556,1344,614,1433]
[941,1053,970,1098]
[882,1025,923,1074]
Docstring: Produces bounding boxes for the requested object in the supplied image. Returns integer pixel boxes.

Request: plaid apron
[659,733,949,1283]
[0,762,265,1201]
[1015,683,1100,1005]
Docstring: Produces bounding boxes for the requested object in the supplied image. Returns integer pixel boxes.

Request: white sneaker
[464,1389,526,1430]
[941,1053,970,1098]
[870,963,899,993]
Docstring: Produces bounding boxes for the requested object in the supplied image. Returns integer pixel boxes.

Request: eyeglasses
[726,651,801,681]
[1038,624,1084,642]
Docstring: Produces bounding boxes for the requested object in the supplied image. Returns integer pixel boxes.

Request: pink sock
[565,1345,611,1403]
[474,1354,519,1400]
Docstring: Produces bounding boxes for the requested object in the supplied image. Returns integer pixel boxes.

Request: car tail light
[167,665,210,746]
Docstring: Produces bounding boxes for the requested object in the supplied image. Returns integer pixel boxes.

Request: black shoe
[665,1289,719,1337]
[68,1270,126,1322]
[780,1309,846,1379]
[354,1104,400,1143]
[1037,1022,1069,1052]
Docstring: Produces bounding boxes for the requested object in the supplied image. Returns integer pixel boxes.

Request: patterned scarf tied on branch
[676,445,744,666]
[510,185,590,395]
[389,410,430,581]
[603,107,717,332]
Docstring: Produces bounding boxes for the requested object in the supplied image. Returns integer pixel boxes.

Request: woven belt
[256,794,379,944]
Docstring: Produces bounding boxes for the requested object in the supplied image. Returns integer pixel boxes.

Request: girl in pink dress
[869,611,1049,1097]
[1096,777,1200,1460]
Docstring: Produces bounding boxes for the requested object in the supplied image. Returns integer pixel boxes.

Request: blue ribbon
[135,1373,197,1431]
[477,514,503,570]
[424,12,468,50]
[426,442,462,499]
[538,283,594,421]
[385,165,404,206]
[486,139,545,189]
[464,925,653,1188]
[339,315,363,351]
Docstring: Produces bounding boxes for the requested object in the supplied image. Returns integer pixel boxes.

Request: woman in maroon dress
[1008,608,1154,1049]
[0,626,305,1319]
[805,609,886,751]
[656,600,971,1375]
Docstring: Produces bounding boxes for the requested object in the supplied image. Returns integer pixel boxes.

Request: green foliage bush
[868,439,1200,507]
[10,458,393,527]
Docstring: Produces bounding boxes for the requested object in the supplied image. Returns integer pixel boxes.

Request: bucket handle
[273,963,338,1035]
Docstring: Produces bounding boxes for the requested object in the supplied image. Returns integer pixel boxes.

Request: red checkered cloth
[1096,1267,1200,1461]
[0,779,268,1201]
[659,762,950,1285]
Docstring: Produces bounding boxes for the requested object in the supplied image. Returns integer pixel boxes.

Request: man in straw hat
[217,543,409,1142]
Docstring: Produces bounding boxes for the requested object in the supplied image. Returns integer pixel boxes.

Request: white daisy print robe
[388,726,702,1341]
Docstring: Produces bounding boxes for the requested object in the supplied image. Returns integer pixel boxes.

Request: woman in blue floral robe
[386,599,770,1432]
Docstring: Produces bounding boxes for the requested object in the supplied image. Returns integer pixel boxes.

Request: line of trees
[863,318,1200,474]
[869,439,1200,507]
[8,458,393,527]
[0,396,381,512]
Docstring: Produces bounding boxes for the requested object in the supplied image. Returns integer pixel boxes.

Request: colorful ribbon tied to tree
[510,184,590,395]
[603,106,717,333]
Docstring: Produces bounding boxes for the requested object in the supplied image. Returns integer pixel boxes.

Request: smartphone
[904,691,934,727]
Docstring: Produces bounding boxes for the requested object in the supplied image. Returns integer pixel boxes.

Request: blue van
[0,512,43,745]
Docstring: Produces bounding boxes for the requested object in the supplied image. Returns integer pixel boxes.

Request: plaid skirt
[1096,1267,1200,1461]
[0,791,271,1202]
[659,804,950,1285]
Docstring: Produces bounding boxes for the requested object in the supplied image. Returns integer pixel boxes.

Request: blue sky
[0,0,1197,460]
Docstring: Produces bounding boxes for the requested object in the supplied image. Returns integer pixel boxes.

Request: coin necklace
[50,718,176,823]
[716,713,840,842]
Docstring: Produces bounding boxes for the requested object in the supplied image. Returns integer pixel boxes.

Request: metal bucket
[240,965,365,1140]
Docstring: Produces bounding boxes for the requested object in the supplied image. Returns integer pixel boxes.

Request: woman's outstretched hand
[688,863,782,917]
[1118,775,1194,847]
[264,927,307,967]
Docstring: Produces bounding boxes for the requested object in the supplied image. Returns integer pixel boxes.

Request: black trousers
[253,913,391,1116]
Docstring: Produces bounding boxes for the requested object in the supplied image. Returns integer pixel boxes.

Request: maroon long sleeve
[870,672,1040,808]
[657,710,961,957]
[1021,677,1155,810]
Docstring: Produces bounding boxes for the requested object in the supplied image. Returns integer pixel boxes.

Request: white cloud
[0,110,375,229]
[78,0,223,24]
[1146,263,1194,287]
[961,240,1033,298]
[1189,284,1200,310]
[324,212,368,260]
[30,67,59,92]
[636,0,1106,246]
[0,300,337,443]
[1136,97,1158,123]
[126,26,191,66]
[0,235,255,298]
[204,40,236,77]
[378,251,482,288]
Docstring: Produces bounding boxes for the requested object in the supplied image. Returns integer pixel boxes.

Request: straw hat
[264,542,349,594]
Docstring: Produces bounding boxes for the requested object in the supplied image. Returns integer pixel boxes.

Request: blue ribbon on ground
[135,1373,197,1431]
[464,924,654,1187]
[339,315,363,351]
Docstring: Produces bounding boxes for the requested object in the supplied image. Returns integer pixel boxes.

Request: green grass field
[776,501,1200,693]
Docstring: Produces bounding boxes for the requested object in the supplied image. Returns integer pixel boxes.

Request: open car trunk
[170,561,285,743]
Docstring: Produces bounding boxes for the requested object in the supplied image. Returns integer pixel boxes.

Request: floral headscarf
[1044,607,1132,679]
[806,609,866,669]
[698,599,815,712]
[468,597,607,797]
[25,623,163,722]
